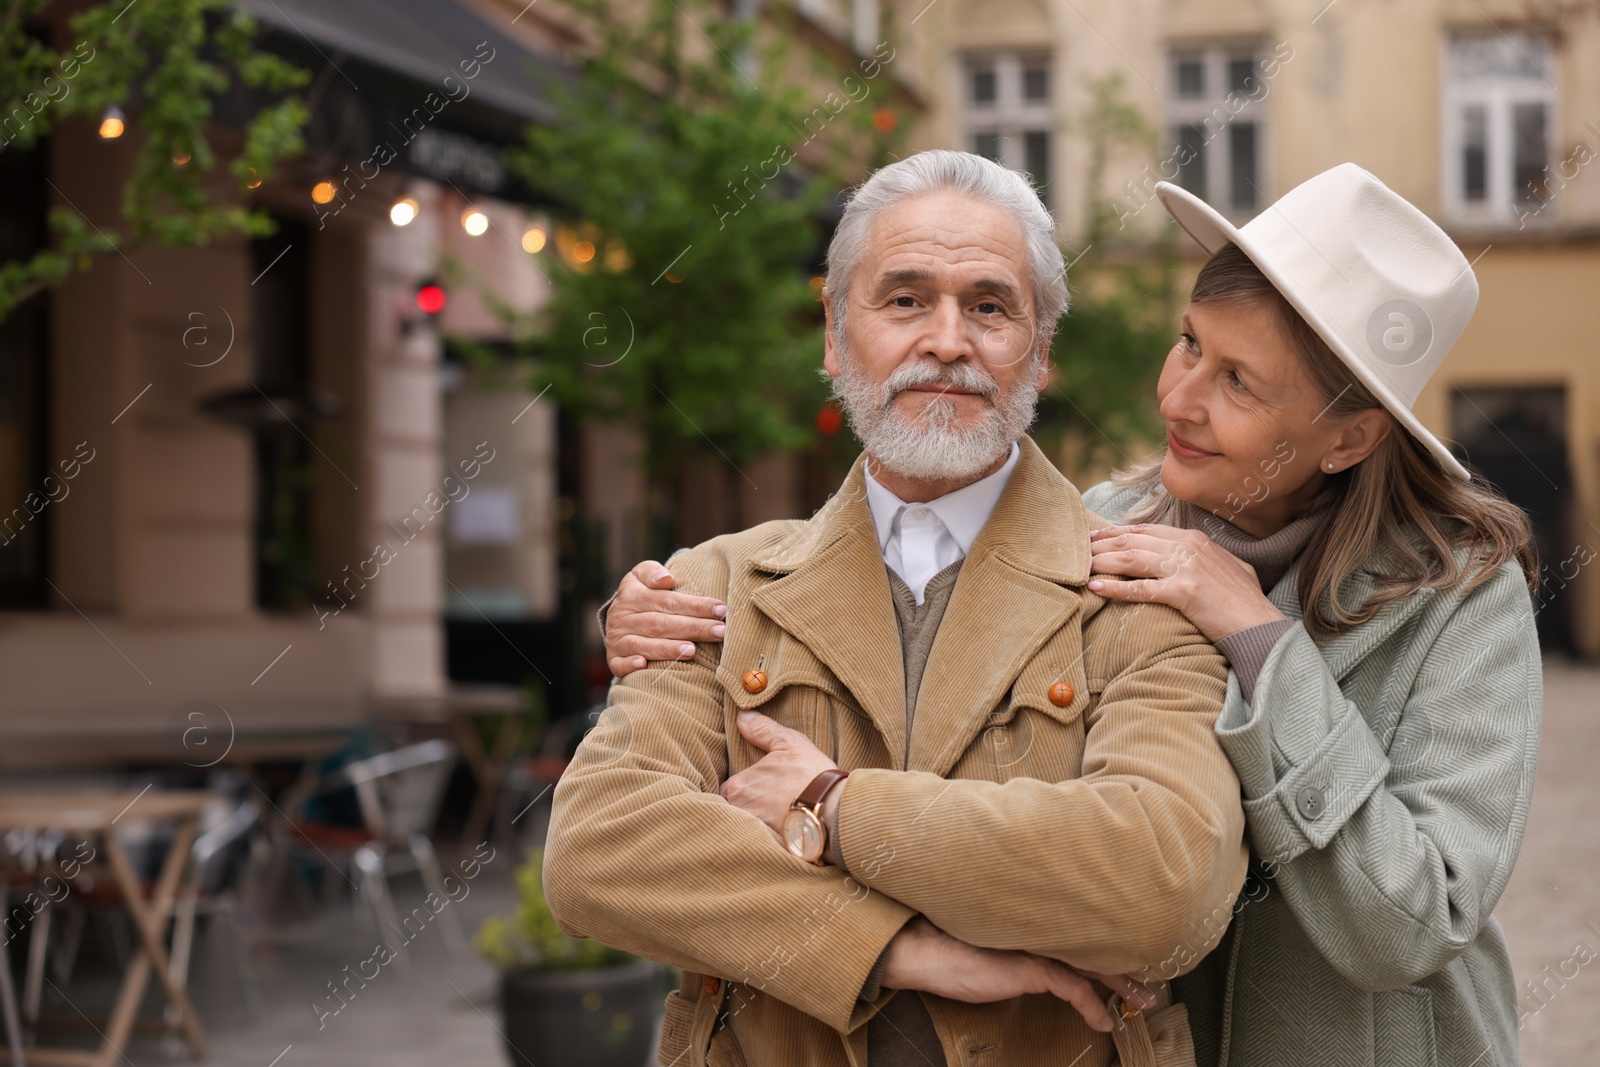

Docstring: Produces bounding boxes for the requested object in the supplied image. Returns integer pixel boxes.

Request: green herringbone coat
[1084,481,1542,1067]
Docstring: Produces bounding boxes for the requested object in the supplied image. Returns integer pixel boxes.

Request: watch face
[782,808,824,862]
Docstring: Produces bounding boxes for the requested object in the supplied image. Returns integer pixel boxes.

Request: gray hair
[824,149,1069,355]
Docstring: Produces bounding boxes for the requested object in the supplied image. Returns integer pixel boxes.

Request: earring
[1326,462,1336,472]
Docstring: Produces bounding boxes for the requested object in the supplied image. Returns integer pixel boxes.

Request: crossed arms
[543,545,1248,1034]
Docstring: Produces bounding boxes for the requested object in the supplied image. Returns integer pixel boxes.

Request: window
[0,143,50,607]
[971,67,997,105]
[1164,45,1271,214]
[1442,33,1556,225]
[1022,63,1049,102]
[963,52,1055,208]
[249,217,318,610]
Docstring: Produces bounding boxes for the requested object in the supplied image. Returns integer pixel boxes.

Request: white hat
[1155,163,1474,480]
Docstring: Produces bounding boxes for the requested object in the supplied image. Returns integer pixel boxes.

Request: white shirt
[862,442,1021,604]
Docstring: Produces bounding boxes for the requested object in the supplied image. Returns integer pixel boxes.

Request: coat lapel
[747,460,910,764]
[907,439,1091,776]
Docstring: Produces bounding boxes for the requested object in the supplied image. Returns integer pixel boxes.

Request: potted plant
[477,850,662,1067]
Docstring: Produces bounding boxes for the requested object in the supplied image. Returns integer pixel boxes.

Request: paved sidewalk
[23,658,1591,1067]
[26,851,517,1067]
[1496,657,1600,1067]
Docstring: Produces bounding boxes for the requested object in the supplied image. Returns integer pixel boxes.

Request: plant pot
[499,959,661,1067]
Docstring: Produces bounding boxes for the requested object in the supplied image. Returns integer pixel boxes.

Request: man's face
[823,191,1049,484]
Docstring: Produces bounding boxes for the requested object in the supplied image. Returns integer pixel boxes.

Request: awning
[234,0,573,200]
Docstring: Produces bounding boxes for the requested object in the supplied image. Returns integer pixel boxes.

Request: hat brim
[1154,181,1472,481]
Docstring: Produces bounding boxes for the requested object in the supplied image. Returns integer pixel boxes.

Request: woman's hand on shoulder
[1087,524,1286,644]
[604,560,728,678]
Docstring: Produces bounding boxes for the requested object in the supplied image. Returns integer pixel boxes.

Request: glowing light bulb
[98,106,125,140]
[311,180,338,204]
[521,226,546,253]
[461,208,488,236]
[390,197,419,226]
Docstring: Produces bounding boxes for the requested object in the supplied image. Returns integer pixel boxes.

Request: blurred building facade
[0,0,934,756]
[909,0,1600,655]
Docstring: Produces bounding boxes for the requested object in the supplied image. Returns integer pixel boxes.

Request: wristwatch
[782,769,848,864]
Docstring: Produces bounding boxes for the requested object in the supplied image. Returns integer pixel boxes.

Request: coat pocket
[1372,987,1437,1067]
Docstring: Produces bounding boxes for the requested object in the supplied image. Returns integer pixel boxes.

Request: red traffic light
[416,283,447,316]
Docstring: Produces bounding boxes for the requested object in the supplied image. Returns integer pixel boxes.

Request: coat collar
[1266,547,1439,679]
[862,442,1021,557]
[747,438,1091,772]
[750,437,1090,583]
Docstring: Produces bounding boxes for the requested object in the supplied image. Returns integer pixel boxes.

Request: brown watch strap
[796,768,848,808]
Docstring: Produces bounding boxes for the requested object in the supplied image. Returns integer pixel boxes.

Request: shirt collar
[863,441,1022,554]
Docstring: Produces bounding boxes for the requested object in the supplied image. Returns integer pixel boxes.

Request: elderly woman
[597,163,1542,1067]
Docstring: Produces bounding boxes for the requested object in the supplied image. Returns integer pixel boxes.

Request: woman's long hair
[1113,243,1537,640]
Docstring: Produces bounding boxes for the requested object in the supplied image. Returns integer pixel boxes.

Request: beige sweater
[861,562,964,1067]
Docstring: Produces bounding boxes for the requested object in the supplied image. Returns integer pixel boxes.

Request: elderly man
[543,149,1246,1067]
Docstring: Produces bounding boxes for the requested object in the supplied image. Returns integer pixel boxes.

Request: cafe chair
[494,706,592,848]
[280,740,466,964]
[164,798,266,1024]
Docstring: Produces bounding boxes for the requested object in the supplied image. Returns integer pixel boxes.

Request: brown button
[741,669,768,694]
[704,975,722,997]
[1048,681,1075,707]
[1119,996,1140,1021]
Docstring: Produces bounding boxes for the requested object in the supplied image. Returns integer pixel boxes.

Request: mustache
[879,361,1000,406]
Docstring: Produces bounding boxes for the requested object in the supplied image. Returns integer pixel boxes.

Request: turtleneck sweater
[1182,493,1333,700]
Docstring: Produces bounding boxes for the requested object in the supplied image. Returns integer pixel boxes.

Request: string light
[461,207,488,236]
[521,226,546,253]
[97,106,125,140]
[311,180,338,204]
[390,197,419,226]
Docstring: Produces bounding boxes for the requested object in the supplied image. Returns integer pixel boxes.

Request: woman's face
[1155,300,1383,537]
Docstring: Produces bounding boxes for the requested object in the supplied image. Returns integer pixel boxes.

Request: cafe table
[446,684,527,845]
[0,789,214,1067]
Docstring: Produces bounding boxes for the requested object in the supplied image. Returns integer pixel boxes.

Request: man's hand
[604,560,727,677]
[882,918,1156,1033]
[721,711,838,833]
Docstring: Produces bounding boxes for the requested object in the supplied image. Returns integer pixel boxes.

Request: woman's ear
[1324,408,1394,470]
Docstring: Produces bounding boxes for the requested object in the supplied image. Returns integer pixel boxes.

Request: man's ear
[821,289,842,379]
[1031,337,1052,392]
[1326,407,1394,469]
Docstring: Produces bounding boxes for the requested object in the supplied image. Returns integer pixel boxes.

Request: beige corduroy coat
[544,439,1249,1067]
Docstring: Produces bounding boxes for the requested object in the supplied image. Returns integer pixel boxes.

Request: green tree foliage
[0,0,308,319]
[1044,264,1176,465]
[1035,73,1178,472]
[494,0,900,539]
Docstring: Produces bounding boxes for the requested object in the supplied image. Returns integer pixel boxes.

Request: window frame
[1440,31,1559,229]
[1163,41,1272,218]
[960,50,1057,208]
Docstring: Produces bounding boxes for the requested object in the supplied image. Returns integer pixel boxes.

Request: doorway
[1451,385,1574,652]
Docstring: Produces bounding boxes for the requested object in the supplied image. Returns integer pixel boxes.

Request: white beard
[831,340,1039,484]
